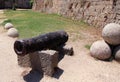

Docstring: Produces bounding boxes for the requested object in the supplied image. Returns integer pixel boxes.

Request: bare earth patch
[0,10,120,82]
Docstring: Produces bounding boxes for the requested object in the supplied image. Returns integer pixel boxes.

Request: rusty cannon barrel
[14,31,68,56]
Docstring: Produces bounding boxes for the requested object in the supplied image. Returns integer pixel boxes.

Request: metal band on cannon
[14,31,68,56]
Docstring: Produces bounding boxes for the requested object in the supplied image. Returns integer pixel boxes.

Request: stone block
[29,52,42,72]
[29,50,58,76]
[17,55,31,67]
[39,50,58,76]
[17,44,73,76]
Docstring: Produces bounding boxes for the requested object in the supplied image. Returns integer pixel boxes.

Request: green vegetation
[29,0,34,7]
[3,10,89,38]
[85,44,91,50]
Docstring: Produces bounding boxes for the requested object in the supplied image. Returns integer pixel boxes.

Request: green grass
[85,44,91,50]
[3,9,89,38]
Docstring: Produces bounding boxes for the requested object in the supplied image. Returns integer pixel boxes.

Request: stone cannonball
[90,40,111,60]
[7,28,19,37]
[114,46,120,61]
[102,23,120,45]
[4,23,14,29]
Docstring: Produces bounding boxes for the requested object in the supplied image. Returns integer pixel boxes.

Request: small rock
[7,28,19,37]
[102,23,120,45]
[4,23,14,29]
[114,46,120,61]
[90,40,111,60]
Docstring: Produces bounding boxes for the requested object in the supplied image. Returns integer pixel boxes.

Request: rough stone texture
[4,23,13,29]
[39,50,58,76]
[29,50,58,76]
[29,52,42,72]
[33,0,120,28]
[114,46,120,61]
[90,40,111,60]
[17,55,31,67]
[102,23,120,45]
[7,28,19,38]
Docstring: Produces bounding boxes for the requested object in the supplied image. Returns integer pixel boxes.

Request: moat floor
[0,10,120,82]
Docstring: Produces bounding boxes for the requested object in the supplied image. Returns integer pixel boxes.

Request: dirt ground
[0,10,120,82]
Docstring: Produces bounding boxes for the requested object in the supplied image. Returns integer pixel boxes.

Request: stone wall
[33,0,119,28]
[114,0,120,24]
[0,0,31,9]
[0,0,5,9]
[16,0,31,8]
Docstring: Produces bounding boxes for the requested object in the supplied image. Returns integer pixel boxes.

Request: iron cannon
[14,31,68,56]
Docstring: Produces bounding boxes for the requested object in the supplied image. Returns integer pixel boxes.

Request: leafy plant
[29,0,34,8]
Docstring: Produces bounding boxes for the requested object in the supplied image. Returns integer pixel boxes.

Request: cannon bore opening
[14,40,25,56]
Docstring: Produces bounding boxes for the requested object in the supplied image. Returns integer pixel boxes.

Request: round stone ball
[102,23,120,45]
[114,46,120,61]
[90,40,111,60]
[7,28,19,37]
[4,23,14,29]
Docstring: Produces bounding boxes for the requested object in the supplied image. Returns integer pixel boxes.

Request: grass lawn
[3,9,89,38]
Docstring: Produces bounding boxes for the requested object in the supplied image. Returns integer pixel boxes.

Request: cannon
[14,31,68,56]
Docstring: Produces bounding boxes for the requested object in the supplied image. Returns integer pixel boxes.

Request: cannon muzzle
[14,31,68,56]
